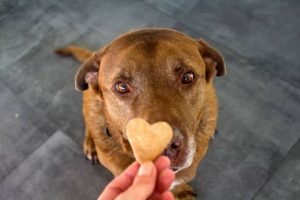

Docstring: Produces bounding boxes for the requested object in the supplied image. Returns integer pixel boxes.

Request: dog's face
[75,29,225,173]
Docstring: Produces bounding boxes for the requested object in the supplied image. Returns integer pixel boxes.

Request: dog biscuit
[126,118,173,164]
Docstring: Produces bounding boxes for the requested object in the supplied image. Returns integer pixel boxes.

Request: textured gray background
[0,0,299,199]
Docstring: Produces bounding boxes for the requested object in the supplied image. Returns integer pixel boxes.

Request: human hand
[98,156,175,200]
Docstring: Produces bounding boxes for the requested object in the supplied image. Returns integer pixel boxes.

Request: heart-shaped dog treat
[126,118,173,164]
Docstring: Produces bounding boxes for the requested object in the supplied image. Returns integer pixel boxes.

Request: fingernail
[138,162,154,176]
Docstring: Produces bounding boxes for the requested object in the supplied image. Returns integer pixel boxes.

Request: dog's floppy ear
[197,39,226,81]
[75,51,101,93]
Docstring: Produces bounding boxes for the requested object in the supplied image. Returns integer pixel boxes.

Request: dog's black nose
[171,140,181,149]
[169,127,183,149]
[163,126,187,169]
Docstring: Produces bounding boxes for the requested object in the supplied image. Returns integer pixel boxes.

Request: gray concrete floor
[0,0,299,199]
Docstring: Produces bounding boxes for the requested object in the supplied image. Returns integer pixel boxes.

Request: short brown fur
[56,28,226,199]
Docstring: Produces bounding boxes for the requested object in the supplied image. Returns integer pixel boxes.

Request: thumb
[116,162,157,200]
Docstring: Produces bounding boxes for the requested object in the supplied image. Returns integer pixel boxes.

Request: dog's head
[75,28,225,173]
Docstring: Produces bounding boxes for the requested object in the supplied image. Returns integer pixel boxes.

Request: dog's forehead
[99,29,204,86]
[102,30,202,68]
[106,29,197,51]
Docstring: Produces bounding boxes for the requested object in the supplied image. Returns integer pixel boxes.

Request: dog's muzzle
[122,126,195,172]
[162,127,195,172]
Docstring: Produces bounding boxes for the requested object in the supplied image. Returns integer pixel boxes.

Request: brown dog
[56,28,226,199]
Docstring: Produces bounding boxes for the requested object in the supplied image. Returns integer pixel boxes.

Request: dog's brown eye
[115,82,130,93]
[181,71,194,84]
